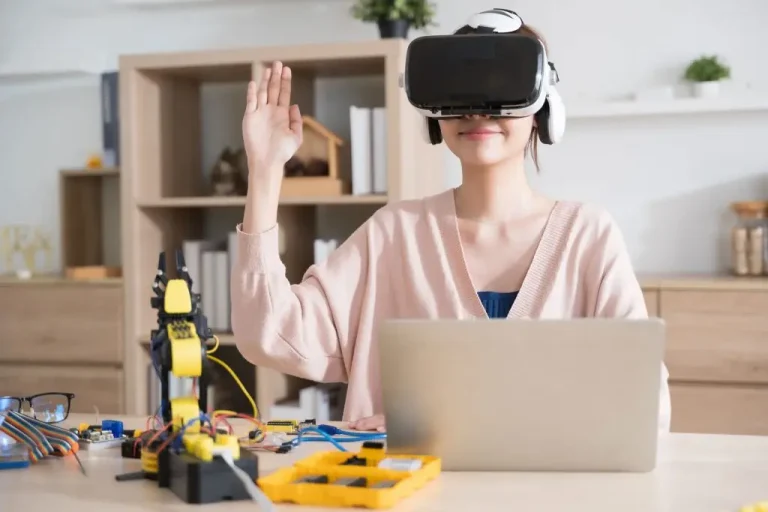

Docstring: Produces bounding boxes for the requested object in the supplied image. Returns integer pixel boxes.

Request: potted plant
[351,0,437,39]
[684,55,731,98]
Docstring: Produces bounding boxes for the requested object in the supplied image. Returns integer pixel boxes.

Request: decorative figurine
[210,147,247,196]
[0,225,54,278]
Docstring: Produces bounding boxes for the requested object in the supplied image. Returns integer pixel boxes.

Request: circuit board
[75,427,128,450]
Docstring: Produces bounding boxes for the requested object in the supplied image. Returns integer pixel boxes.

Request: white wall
[1,0,767,274]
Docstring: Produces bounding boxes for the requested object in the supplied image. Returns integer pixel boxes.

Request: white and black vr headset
[402,8,566,146]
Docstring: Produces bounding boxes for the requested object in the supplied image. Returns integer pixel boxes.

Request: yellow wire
[207,354,259,420]
[206,335,220,354]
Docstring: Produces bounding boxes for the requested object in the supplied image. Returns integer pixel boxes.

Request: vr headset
[402,8,566,146]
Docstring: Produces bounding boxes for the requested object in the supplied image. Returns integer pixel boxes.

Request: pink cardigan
[231,189,671,431]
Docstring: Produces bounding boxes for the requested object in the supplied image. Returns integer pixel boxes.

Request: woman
[232,11,671,433]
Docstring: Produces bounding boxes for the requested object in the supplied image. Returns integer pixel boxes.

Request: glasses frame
[0,392,76,424]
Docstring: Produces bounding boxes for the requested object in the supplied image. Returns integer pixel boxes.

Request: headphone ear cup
[535,101,553,145]
[427,118,442,145]
[536,87,566,145]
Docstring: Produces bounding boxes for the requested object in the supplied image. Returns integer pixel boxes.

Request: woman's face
[438,115,533,167]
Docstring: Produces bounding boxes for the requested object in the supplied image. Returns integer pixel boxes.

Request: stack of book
[349,105,387,195]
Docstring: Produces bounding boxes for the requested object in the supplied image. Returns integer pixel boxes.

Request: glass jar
[730,201,768,276]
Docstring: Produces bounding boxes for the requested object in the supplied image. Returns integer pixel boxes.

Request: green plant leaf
[683,55,731,82]
[350,0,437,29]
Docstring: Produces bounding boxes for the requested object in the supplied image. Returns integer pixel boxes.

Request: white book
[212,251,229,332]
[349,106,372,195]
[201,251,217,329]
[268,386,330,421]
[313,239,338,264]
[314,386,331,423]
[182,240,215,294]
[371,107,387,193]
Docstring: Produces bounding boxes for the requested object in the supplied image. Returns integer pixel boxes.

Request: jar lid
[731,201,768,218]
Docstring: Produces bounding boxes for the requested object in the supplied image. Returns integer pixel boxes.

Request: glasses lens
[0,397,21,414]
[30,394,69,423]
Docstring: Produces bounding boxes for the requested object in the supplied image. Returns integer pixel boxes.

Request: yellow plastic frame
[258,449,441,509]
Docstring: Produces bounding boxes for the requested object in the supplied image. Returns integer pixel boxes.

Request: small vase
[378,19,410,39]
[692,81,720,99]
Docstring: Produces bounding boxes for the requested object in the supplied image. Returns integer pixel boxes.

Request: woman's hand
[348,414,386,432]
[241,61,303,234]
[242,60,303,183]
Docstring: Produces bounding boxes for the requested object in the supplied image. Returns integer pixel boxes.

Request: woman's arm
[585,210,672,434]
[234,61,376,384]
[231,220,373,384]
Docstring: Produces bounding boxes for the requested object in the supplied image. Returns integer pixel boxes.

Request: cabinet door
[0,364,123,415]
[0,283,122,365]
[660,289,768,385]
[670,382,768,435]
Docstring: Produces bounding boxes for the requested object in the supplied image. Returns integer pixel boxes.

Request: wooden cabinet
[640,276,768,436]
[0,278,124,414]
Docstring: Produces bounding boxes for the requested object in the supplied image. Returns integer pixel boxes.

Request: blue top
[477,291,518,319]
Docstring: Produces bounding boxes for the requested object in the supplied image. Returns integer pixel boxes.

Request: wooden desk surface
[2,414,768,511]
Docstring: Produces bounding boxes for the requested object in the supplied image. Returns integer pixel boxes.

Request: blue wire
[171,414,211,451]
[290,425,386,452]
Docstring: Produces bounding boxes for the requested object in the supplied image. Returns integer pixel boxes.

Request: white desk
[1,415,767,511]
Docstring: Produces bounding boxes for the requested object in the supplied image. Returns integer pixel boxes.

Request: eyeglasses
[0,393,75,424]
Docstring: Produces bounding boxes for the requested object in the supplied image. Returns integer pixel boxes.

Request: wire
[291,426,386,452]
[219,450,276,511]
[211,411,264,442]
[206,354,259,419]
[206,335,220,354]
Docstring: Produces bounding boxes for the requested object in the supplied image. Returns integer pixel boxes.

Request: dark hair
[453,23,548,172]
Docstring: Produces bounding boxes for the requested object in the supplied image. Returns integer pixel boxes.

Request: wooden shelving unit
[119,39,444,415]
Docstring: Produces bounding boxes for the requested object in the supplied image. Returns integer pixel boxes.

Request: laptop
[378,318,665,472]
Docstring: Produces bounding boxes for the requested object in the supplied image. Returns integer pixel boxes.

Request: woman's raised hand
[242,61,303,185]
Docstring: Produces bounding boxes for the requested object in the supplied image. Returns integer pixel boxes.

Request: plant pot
[378,19,410,39]
[692,80,720,98]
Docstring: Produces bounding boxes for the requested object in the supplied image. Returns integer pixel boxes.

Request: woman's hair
[453,23,548,172]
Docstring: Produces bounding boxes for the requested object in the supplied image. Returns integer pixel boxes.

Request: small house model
[282,115,345,197]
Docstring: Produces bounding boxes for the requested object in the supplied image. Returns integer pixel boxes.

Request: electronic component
[276,443,293,454]
[265,419,317,434]
[266,420,298,433]
[101,419,124,438]
[404,9,566,147]
[77,424,127,450]
[377,458,423,472]
[121,438,142,459]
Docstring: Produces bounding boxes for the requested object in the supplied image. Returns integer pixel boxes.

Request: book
[349,106,372,195]
[100,72,120,167]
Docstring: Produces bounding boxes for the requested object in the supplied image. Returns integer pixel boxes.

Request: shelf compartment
[251,55,386,200]
[126,60,254,200]
[59,168,122,280]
